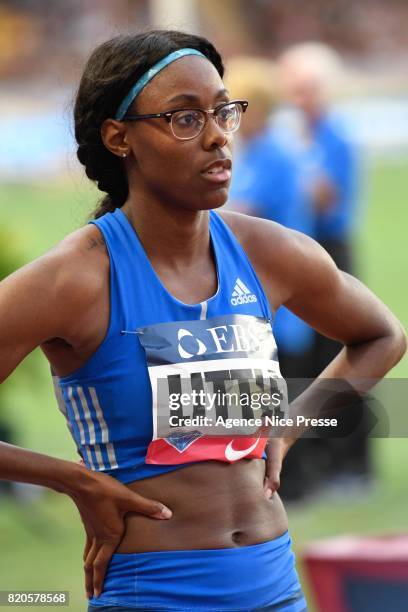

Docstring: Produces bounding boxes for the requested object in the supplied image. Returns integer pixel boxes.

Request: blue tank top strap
[89,207,198,328]
[209,210,274,323]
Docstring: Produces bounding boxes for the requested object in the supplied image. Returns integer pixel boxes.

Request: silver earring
[121,152,127,158]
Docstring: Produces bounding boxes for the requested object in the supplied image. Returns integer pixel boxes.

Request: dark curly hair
[73,30,224,219]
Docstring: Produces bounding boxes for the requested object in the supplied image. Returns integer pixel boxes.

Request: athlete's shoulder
[53,220,106,256]
[216,208,335,309]
[10,222,110,339]
[0,222,110,379]
[216,208,298,259]
[41,222,108,290]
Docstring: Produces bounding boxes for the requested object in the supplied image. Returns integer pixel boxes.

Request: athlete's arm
[0,241,88,382]
[261,220,406,492]
[0,235,172,598]
[220,210,406,373]
[220,210,406,496]
[264,223,405,375]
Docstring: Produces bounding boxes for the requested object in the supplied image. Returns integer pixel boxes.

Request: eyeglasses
[122,100,248,140]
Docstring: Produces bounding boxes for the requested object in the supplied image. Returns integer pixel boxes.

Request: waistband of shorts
[87,530,302,611]
[110,530,290,560]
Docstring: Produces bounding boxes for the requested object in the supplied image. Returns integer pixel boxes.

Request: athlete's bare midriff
[117,459,288,553]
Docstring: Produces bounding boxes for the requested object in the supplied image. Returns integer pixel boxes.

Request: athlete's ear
[101,118,130,158]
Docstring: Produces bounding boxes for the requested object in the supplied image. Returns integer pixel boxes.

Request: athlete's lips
[200,157,232,184]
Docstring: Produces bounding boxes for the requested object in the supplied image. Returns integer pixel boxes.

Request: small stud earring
[121,152,127,158]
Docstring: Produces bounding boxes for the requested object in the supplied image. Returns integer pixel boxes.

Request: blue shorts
[87,530,307,611]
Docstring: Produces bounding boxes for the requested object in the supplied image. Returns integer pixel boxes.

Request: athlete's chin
[198,186,230,211]
[176,180,230,211]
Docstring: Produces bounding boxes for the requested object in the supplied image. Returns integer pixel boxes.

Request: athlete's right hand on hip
[72,464,172,600]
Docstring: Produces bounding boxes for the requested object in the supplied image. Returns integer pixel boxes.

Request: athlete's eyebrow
[165,88,230,106]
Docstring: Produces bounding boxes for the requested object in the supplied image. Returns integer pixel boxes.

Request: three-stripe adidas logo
[230,277,257,306]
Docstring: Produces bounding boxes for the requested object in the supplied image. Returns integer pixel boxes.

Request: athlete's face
[105,56,234,211]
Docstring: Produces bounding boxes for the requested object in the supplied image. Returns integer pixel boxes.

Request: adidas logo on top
[231,278,258,306]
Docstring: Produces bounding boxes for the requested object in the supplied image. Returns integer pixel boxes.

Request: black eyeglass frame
[121,99,249,139]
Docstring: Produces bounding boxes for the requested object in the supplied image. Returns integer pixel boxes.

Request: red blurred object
[302,534,408,612]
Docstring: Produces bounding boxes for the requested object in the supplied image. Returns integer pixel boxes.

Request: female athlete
[0,30,406,611]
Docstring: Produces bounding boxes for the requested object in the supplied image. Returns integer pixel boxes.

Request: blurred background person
[278,43,372,495]
[226,56,321,501]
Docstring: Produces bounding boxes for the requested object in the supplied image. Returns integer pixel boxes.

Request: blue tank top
[52,208,285,484]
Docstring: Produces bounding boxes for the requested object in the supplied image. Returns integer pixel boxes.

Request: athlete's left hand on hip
[263,438,291,500]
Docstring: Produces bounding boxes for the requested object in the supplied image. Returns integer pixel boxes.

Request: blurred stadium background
[0,1,407,610]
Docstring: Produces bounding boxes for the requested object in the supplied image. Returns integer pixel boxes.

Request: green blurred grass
[0,159,407,611]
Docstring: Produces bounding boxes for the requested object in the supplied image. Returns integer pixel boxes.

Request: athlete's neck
[121,193,212,269]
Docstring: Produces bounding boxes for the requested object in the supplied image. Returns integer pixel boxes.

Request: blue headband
[115,48,206,120]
